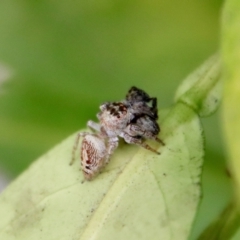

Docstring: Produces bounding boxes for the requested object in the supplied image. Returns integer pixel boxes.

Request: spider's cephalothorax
[71,86,164,180]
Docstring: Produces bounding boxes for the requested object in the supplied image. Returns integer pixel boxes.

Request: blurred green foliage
[0,0,230,239]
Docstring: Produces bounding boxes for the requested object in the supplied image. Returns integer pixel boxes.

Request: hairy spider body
[71,86,164,180]
[124,114,160,140]
[126,86,158,119]
[98,102,130,137]
[80,134,107,180]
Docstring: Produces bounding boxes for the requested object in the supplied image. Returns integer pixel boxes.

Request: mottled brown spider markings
[71,86,164,180]
[124,86,161,144]
[80,134,107,180]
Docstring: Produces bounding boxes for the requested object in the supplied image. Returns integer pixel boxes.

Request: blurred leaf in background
[0,0,230,239]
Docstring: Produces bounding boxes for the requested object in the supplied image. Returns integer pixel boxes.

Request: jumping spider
[71,86,164,180]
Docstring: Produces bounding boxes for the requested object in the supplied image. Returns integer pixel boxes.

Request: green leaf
[197,0,240,238]
[197,202,240,240]
[0,103,204,240]
[221,0,240,206]
[175,54,222,117]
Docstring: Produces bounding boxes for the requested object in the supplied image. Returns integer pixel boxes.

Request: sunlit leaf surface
[0,103,203,240]
[222,0,240,206]
[175,54,221,117]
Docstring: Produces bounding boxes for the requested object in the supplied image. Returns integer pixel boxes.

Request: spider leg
[87,120,101,132]
[122,132,160,155]
[155,137,165,146]
[104,137,119,165]
[70,132,89,165]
